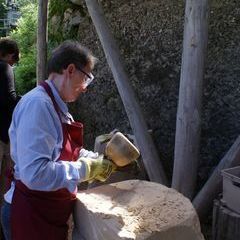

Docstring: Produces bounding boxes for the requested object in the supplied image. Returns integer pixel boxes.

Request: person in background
[0,40,116,240]
[0,38,20,175]
[0,38,21,240]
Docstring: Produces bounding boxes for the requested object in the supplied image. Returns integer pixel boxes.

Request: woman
[0,38,21,240]
[1,40,116,240]
[0,38,20,174]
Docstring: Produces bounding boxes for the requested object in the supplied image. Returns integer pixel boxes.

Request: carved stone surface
[73,180,205,240]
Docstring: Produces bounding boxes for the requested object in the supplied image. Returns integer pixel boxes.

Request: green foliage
[10,2,37,94]
[17,0,37,8]
[0,0,7,37]
[0,0,6,18]
[14,48,37,93]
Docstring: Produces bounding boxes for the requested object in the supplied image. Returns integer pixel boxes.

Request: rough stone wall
[50,0,240,188]
[199,0,240,189]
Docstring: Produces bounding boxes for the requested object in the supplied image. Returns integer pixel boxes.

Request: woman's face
[1,53,19,66]
[61,63,93,102]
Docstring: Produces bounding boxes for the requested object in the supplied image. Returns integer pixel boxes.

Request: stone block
[73,180,204,240]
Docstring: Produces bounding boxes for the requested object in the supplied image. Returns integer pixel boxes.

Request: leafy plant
[10,2,37,94]
[17,0,37,8]
[0,0,7,37]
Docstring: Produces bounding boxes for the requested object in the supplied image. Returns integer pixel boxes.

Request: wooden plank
[193,136,240,220]
[37,0,48,84]
[85,0,168,185]
[172,0,209,199]
[212,199,240,240]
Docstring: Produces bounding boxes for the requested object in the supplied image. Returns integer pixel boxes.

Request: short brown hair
[0,38,19,62]
[47,40,96,75]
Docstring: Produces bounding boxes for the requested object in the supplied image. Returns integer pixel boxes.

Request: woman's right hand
[78,155,116,182]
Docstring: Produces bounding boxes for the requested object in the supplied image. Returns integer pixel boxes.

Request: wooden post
[37,0,48,84]
[193,136,240,220]
[212,199,240,240]
[172,0,209,199]
[85,0,168,185]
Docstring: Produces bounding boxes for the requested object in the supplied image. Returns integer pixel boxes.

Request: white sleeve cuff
[79,148,99,159]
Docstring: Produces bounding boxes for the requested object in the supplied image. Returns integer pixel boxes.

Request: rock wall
[49,0,240,189]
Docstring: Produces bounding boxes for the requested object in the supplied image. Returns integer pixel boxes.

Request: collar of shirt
[45,80,69,117]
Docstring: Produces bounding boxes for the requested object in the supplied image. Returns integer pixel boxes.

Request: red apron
[11,82,83,240]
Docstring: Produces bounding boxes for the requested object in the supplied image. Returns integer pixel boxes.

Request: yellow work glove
[79,155,117,182]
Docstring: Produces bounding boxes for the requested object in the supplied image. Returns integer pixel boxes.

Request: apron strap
[40,81,63,124]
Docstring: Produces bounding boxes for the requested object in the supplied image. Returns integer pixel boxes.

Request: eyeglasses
[77,67,94,87]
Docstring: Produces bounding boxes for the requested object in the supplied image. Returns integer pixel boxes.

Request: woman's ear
[66,64,76,75]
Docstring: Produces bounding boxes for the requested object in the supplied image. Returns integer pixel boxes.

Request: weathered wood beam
[37,0,48,84]
[172,0,209,199]
[85,0,168,185]
[212,199,240,240]
[193,136,240,220]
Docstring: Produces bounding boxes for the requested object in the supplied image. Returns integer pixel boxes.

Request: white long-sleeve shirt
[5,80,86,203]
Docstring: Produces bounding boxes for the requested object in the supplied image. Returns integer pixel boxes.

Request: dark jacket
[0,60,20,143]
